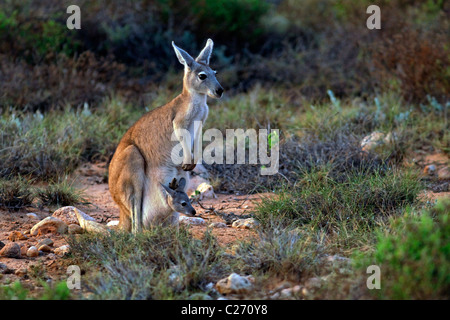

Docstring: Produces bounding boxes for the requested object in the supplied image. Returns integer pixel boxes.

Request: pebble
[27,246,39,257]
[179,216,206,226]
[37,238,54,247]
[38,244,53,253]
[209,222,227,228]
[231,218,259,229]
[54,245,70,256]
[0,242,21,258]
[8,231,28,241]
[30,217,68,235]
[52,206,95,225]
[216,273,254,295]
[26,213,40,220]
[437,167,450,180]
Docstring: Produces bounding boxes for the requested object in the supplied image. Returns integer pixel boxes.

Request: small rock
[68,224,84,234]
[179,216,206,226]
[26,213,40,220]
[8,231,28,241]
[423,164,436,175]
[26,246,39,257]
[216,273,254,295]
[186,175,210,196]
[196,182,217,200]
[437,167,450,180]
[30,217,68,236]
[305,277,321,289]
[38,244,53,253]
[209,222,227,228]
[54,245,70,256]
[361,131,395,154]
[231,218,259,229]
[52,206,95,225]
[280,285,302,299]
[37,238,54,247]
[106,220,120,227]
[0,263,13,274]
[15,268,27,277]
[0,242,21,258]
[20,244,28,256]
[78,219,109,234]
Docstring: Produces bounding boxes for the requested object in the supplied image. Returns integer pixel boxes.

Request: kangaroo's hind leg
[109,145,146,234]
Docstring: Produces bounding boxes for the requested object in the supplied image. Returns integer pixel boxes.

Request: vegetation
[0,0,448,300]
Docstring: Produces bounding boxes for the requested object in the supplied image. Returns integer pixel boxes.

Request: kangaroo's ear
[160,182,175,197]
[177,178,186,191]
[196,38,213,65]
[172,41,194,69]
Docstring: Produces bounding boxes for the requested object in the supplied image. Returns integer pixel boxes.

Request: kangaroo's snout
[215,87,224,98]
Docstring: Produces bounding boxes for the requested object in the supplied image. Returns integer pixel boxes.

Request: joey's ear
[177,178,186,191]
[172,41,194,69]
[195,38,213,65]
[160,183,175,197]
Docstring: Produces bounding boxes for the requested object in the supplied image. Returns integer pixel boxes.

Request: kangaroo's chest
[185,102,208,127]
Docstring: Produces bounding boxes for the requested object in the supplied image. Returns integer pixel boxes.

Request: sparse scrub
[0,96,141,180]
[233,224,323,281]
[67,226,228,299]
[254,167,423,249]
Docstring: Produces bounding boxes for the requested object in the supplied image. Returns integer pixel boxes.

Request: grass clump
[233,223,322,281]
[0,281,71,300]
[254,167,423,249]
[355,199,450,300]
[0,177,35,211]
[35,178,88,208]
[67,226,228,299]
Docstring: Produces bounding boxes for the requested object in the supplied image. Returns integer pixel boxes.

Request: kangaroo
[159,178,196,225]
[109,39,223,233]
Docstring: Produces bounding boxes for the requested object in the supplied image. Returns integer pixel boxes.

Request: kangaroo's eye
[198,73,207,80]
[181,202,187,207]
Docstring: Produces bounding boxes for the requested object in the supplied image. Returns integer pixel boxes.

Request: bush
[0,177,35,211]
[35,178,88,208]
[357,199,450,299]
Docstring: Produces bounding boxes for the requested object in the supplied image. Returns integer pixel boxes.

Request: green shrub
[357,199,450,299]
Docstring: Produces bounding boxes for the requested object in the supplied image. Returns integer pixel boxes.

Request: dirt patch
[0,162,269,290]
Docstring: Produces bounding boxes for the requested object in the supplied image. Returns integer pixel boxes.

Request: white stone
[52,206,95,225]
[216,273,254,295]
[30,217,68,235]
[231,218,259,229]
[106,220,120,227]
[179,216,206,226]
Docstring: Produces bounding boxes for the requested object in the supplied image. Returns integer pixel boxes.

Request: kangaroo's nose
[191,208,196,216]
[216,87,224,97]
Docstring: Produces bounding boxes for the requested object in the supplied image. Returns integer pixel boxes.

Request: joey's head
[161,178,196,217]
[172,39,224,99]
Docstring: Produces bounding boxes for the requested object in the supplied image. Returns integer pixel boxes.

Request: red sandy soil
[0,162,267,288]
[0,151,448,294]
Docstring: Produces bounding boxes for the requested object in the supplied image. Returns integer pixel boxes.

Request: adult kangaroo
[109,39,223,233]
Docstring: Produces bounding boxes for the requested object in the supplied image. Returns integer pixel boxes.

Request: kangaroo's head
[161,178,196,216]
[172,39,224,99]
